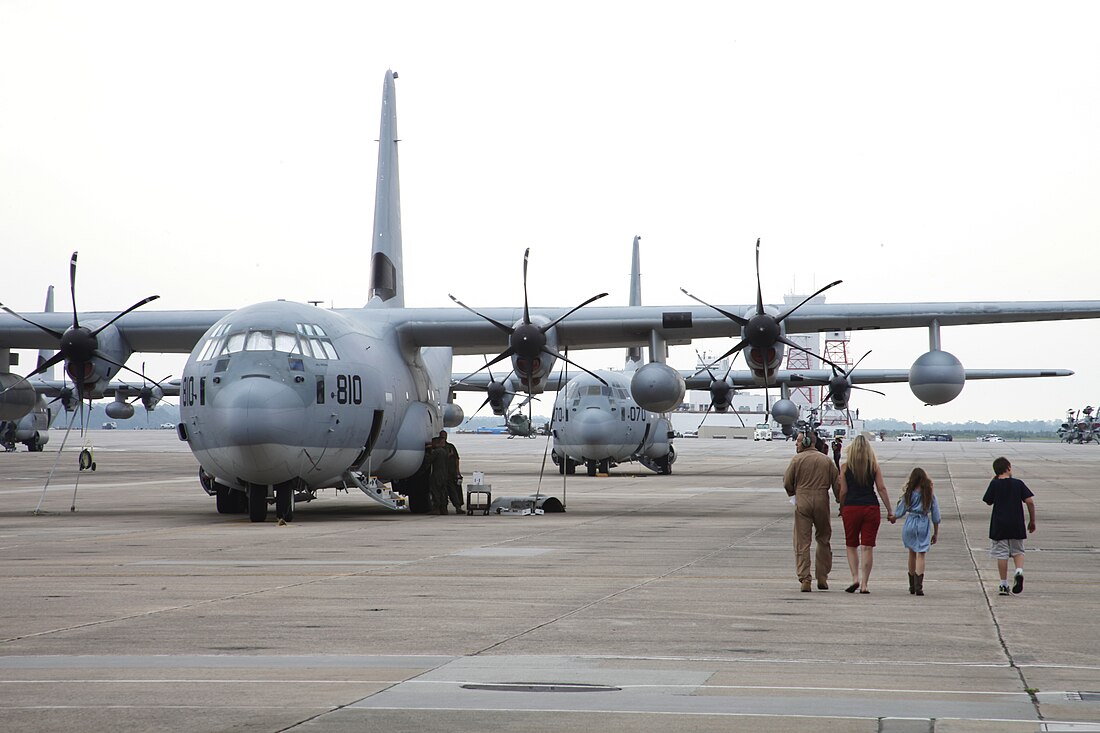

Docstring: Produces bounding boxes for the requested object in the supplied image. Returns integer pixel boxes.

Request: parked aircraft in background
[0,70,1095,520]
[1058,407,1099,444]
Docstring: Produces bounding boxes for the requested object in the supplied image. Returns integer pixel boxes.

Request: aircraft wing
[390,300,1100,353]
[25,377,182,399]
[5,300,1100,355]
[681,368,1074,390]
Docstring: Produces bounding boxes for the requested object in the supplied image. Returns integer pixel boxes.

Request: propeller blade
[777,335,847,373]
[679,287,748,326]
[522,248,531,325]
[448,294,513,334]
[90,350,163,386]
[69,251,79,330]
[540,346,607,385]
[851,385,887,397]
[88,295,161,337]
[847,349,873,375]
[2,352,67,390]
[708,339,749,368]
[696,402,713,432]
[754,238,764,315]
[457,348,515,384]
[0,303,65,340]
[775,279,843,324]
[541,292,609,332]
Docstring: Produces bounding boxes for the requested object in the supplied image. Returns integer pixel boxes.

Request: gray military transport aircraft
[493,237,1073,478]
[0,69,1095,521]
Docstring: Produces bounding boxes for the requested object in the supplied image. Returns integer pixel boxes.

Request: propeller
[0,252,162,395]
[681,238,847,425]
[456,359,524,422]
[693,349,745,431]
[3,251,161,512]
[450,248,609,401]
[681,238,846,376]
[818,349,886,426]
[122,363,171,422]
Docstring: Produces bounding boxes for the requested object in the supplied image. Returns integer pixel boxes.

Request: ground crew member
[784,430,841,592]
[427,437,451,514]
[439,430,463,513]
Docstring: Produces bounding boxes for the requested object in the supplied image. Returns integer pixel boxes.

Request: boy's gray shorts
[990,539,1025,559]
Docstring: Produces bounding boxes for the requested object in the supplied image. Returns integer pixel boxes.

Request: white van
[754,423,772,441]
[896,432,924,441]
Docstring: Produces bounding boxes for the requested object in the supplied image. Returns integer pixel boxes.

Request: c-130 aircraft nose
[571,407,617,447]
[202,376,308,483]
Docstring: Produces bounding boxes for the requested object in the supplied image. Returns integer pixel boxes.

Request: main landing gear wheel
[248,485,268,523]
[586,460,597,477]
[216,488,249,514]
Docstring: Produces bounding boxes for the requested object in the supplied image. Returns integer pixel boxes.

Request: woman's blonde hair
[844,434,878,486]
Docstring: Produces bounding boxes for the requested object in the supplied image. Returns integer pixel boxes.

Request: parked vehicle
[977,434,1005,442]
[754,423,772,441]
[896,432,924,441]
[926,433,953,442]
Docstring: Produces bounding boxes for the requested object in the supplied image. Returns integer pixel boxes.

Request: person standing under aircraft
[439,430,463,514]
[784,431,841,592]
[427,437,451,515]
[838,435,894,594]
[831,436,843,470]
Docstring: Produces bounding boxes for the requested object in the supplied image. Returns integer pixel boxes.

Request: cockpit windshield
[195,322,340,360]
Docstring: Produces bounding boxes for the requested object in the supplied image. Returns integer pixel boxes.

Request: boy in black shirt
[982,457,1037,595]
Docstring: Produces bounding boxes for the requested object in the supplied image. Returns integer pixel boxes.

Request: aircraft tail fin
[368,70,404,307]
[37,285,56,379]
[626,236,643,370]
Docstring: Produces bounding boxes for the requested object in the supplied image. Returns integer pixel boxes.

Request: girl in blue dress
[894,467,941,596]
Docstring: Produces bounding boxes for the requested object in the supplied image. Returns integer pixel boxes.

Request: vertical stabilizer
[626,236,643,370]
[37,285,56,379]
[368,70,404,307]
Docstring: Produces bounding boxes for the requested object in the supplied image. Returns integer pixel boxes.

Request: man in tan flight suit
[784,430,841,592]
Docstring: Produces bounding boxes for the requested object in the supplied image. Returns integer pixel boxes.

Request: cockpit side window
[296,323,339,360]
[196,323,230,361]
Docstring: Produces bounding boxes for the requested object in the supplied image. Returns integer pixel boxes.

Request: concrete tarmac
[1,431,1099,732]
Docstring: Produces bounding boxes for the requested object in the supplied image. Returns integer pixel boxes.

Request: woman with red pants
[838,435,895,593]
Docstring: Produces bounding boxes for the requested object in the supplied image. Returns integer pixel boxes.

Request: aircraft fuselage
[551,370,674,475]
[179,300,442,496]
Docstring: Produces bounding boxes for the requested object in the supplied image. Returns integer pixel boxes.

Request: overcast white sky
[2,1,1098,424]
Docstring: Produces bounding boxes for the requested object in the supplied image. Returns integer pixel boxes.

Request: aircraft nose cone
[212,376,304,447]
[198,376,308,485]
[573,407,616,447]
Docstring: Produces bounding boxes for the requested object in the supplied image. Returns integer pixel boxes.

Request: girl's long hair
[902,467,934,512]
[844,434,878,486]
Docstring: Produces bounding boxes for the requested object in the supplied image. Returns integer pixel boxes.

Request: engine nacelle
[510,315,557,394]
[630,362,686,413]
[828,375,851,410]
[771,398,800,426]
[487,380,515,416]
[140,386,164,412]
[0,373,36,421]
[909,350,965,405]
[709,380,733,412]
[105,398,135,420]
[442,402,464,428]
[64,322,131,397]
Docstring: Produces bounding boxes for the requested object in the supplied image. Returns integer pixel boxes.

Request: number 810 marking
[336,374,362,405]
